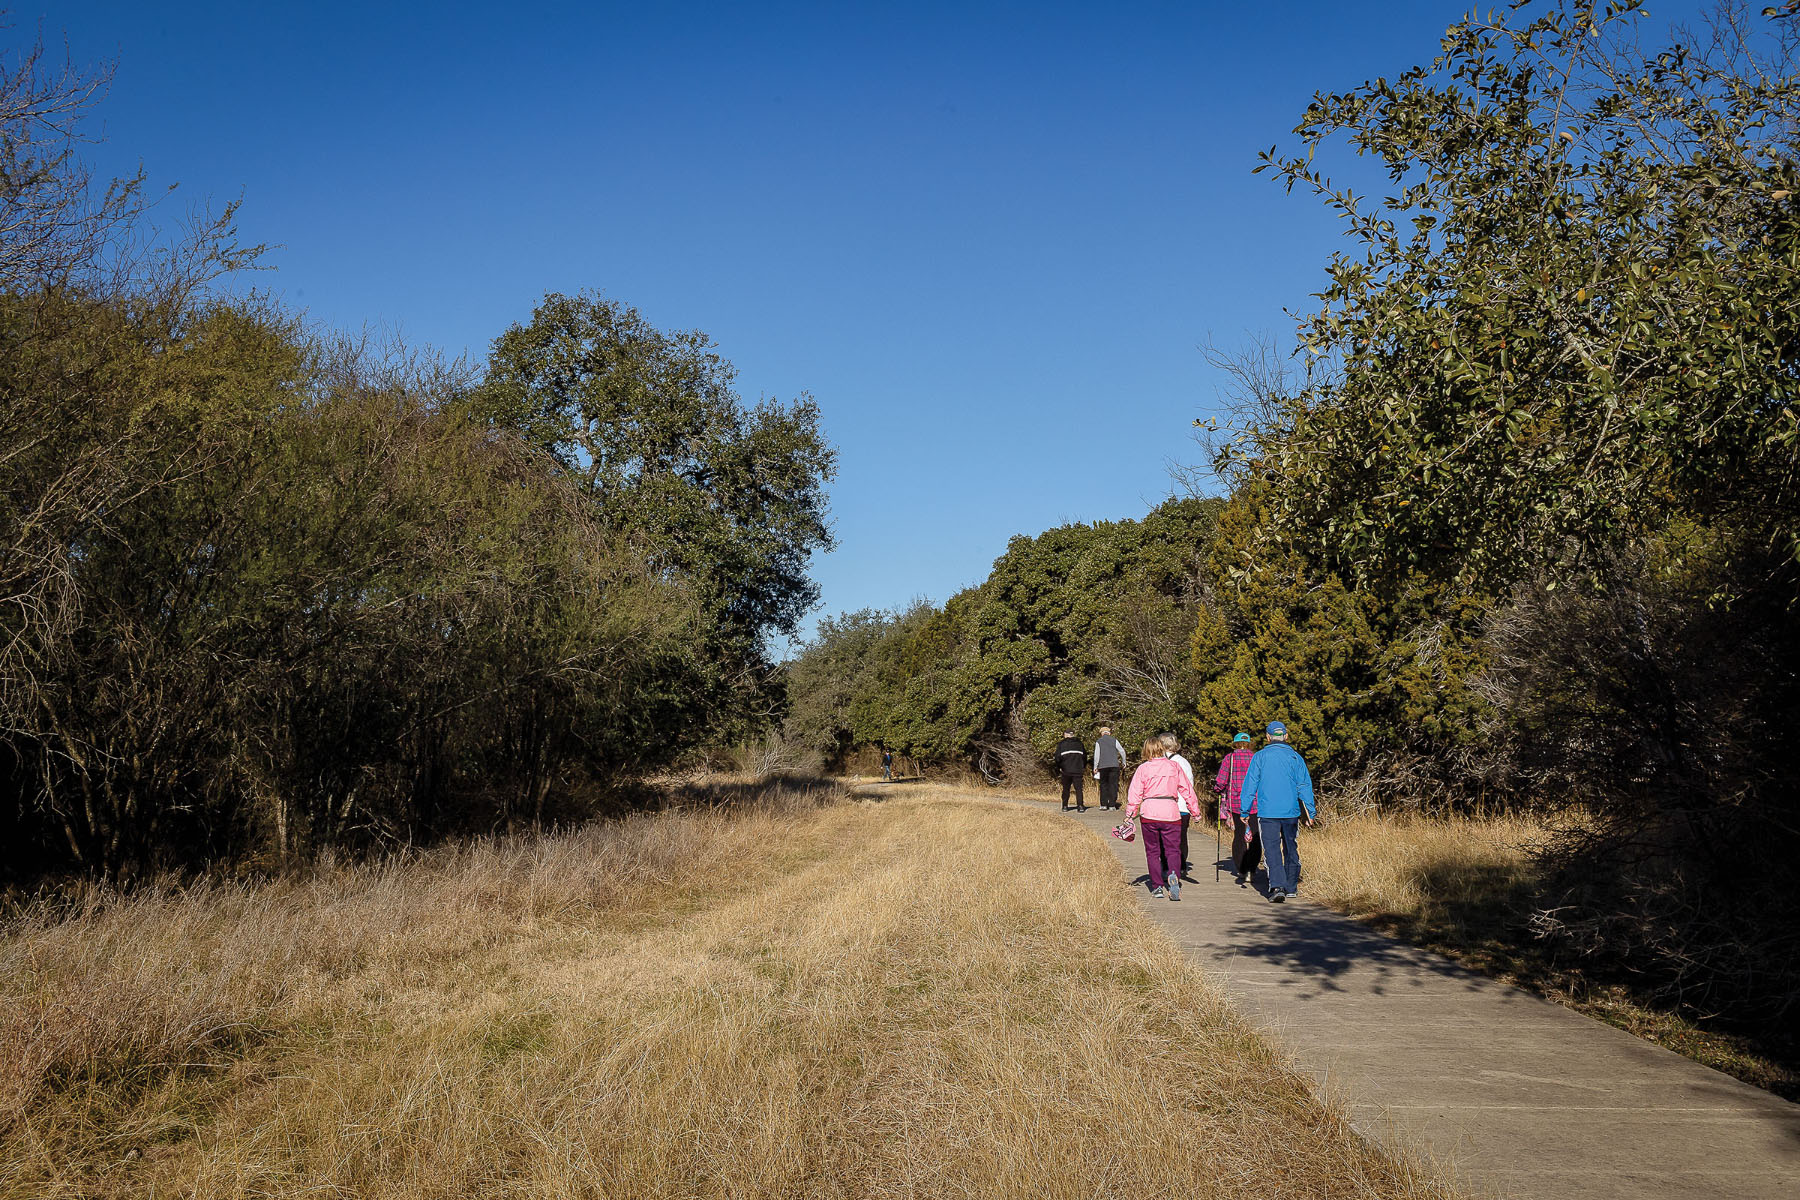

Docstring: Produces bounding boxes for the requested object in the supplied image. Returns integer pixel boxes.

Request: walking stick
[1215,813,1221,883]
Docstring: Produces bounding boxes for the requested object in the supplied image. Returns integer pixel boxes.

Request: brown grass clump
[3,783,1454,1199]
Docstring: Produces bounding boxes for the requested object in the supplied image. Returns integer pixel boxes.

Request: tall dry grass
[1,782,841,1175]
[1299,812,1548,944]
[4,784,1455,1199]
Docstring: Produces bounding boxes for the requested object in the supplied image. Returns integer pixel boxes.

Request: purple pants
[1141,819,1182,890]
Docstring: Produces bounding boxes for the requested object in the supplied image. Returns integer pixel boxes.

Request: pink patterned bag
[1110,822,1136,842]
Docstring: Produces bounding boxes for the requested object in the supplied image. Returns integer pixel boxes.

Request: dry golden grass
[3,783,1455,1199]
[1299,811,1548,940]
[873,776,1075,809]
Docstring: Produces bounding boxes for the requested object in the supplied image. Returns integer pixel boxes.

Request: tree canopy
[0,46,835,877]
[1229,0,1799,592]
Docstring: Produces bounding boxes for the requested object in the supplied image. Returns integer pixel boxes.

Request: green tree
[782,498,1222,779]
[1,293,692,873]
[1190,488,1488,795]
[469,292,834,650]
[1217,0,1800,1037]
[1232,0,1800,590]
[782,608,900,763]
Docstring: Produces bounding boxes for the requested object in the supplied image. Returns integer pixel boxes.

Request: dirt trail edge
[1060,803,1800,1200]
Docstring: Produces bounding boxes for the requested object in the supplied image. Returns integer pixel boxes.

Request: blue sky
[29,1,1471,642]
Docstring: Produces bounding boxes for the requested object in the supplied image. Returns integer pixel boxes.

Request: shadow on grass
[1351,859,1548,985]
[661,774,845,812]
[1327,852,1800,1100]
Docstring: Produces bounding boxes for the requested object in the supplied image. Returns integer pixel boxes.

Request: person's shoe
[1233,871,1246,885]
[1268,890,1286,903]
[1151,886,1167,898]
[1076,806,1088,812]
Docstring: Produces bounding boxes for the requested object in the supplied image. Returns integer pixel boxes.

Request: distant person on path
[1094,726,1128,809]
[1214,732,1260,885]
[1241,721,1316,903]
[1161,733,1197,873]
[1127,738,1199,900]
[1055,731,1088,811]
[881,748,893,781]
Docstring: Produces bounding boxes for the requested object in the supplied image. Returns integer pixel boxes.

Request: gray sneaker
[1151,886,1167,898]
[1269,890,1286,903]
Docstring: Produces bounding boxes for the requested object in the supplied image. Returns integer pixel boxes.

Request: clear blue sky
[28,0,1468,643]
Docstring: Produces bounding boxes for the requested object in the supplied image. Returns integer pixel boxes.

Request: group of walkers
[1055,722,1316,904]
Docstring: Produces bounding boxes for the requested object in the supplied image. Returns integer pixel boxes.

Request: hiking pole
[1215,814,1221,883]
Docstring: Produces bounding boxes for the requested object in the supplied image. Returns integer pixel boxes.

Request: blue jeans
[1258,817,1301,894]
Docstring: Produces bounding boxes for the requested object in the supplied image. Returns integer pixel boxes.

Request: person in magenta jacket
[1127,738,1199,900]
[1214,732,1260,885]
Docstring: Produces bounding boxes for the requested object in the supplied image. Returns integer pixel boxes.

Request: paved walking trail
[1061,805,1800,1200]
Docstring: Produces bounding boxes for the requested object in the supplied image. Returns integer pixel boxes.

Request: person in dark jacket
[1094,726,1128,809]
[1055,732,1088,811]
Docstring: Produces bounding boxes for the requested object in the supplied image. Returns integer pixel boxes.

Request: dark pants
[1141,818,1181,890]
[1060,772,1085,809]
[1259,816,1301,894]
[1097,766,1120,808]
[1179,812,1191,872]
[1231,814,1263,877]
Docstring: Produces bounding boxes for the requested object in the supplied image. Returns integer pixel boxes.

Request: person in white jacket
[1161,733,1196,874]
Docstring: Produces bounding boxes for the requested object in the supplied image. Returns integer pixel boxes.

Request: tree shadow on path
[1193,902,1516,1003]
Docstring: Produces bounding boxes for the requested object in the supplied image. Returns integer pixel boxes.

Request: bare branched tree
[0,26,263,752]
[1178,334,1326,499]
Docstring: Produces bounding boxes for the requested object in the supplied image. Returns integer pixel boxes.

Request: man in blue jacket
[1240,720,1316,903]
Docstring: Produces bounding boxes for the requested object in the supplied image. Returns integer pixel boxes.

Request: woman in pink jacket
[1127,737,1199,900]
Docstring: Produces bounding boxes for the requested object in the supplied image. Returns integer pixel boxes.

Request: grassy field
[1301,812,1799,1099]
[1,782,1454,1199]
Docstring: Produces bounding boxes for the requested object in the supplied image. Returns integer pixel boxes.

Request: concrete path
[1062,805,1800,1200]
